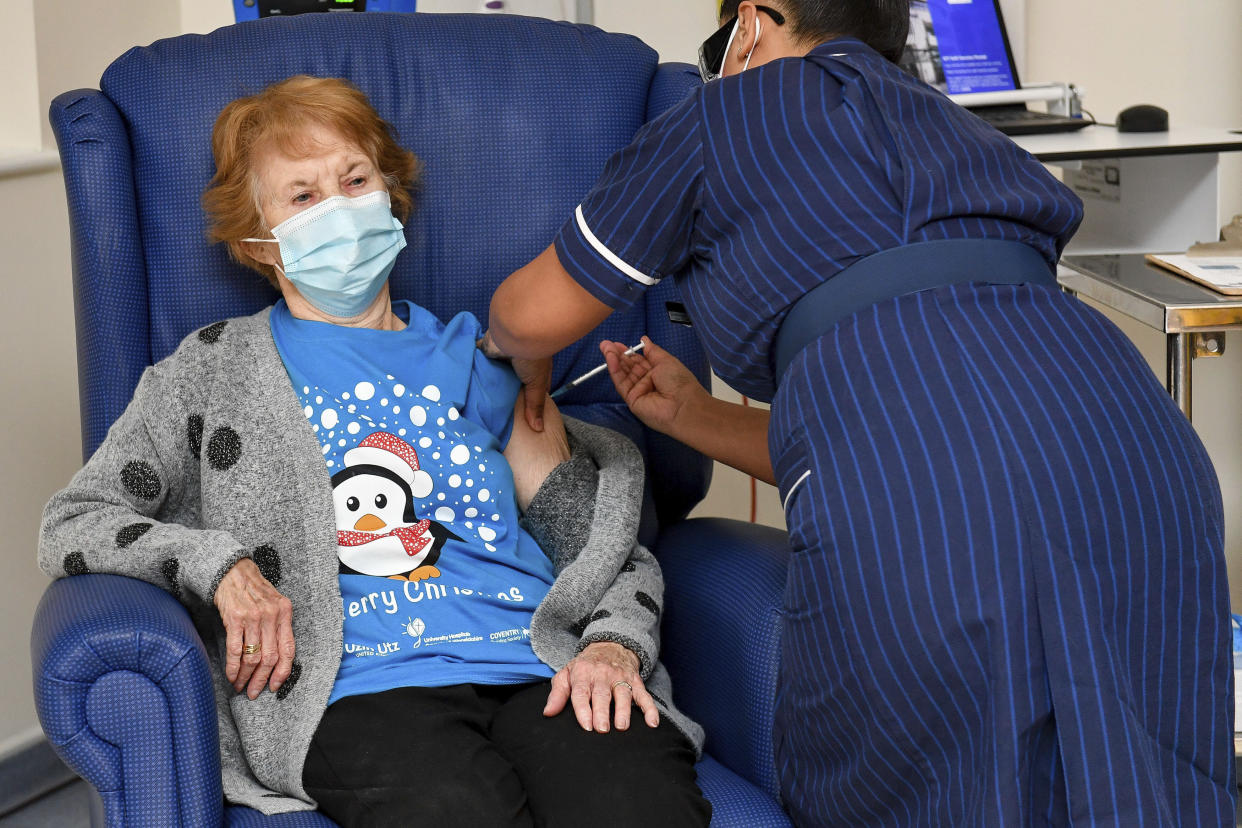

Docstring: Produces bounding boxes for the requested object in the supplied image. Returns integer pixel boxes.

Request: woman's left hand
[544,641,659,733]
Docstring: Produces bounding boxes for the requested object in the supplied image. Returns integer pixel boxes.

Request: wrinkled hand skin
[543,641,660,733]
[215,558,295,699]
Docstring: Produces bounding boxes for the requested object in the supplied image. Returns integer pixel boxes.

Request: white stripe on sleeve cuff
[575,205,662,287]
[782,470,812,512]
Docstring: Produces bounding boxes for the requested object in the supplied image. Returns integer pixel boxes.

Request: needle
[549,341,646,400]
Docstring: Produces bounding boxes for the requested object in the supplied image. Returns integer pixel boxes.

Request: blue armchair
[34,13,792,826]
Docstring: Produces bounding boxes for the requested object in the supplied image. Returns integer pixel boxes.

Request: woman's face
[252,122,387,232]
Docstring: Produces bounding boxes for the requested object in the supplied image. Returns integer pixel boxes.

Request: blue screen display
[902,0,1017,95]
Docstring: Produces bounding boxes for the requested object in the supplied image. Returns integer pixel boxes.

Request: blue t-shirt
[270,299,556,704]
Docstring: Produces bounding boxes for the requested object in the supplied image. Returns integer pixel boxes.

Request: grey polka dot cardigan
[38,308,703,816]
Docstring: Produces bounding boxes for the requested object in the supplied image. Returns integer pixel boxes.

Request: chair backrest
[51,12,711,537]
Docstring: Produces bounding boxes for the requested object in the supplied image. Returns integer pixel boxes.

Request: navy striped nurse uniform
[554,38,1235,826]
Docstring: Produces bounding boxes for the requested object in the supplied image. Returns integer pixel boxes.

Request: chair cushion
[695,755,792,827]
[226,806,340,827]
[658,518,790,801]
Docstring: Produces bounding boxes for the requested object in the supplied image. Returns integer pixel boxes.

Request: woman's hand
[214,558,295,700]
[504,393,570,512]
[544,641,659,733]
[600,336,709,438]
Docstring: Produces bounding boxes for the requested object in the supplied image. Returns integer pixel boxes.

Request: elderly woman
[39,75,709,827]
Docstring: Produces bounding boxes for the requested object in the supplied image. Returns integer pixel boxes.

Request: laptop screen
[900,0,1021,95]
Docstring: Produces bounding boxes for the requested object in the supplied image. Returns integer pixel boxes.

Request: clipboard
[1145,253,1242,295]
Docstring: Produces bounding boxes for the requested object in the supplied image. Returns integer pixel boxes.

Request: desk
[1014,126,1242,255]
[1058,254,1242,419]
[1017,126,1242,419]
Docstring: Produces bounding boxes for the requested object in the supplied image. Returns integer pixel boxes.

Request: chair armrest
[656,518,789,802]
[31,573,224,827]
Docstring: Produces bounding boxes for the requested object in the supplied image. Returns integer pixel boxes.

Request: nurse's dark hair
[719,0,910,64]
[203,75,420,287]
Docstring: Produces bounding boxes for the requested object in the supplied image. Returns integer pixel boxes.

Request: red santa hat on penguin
[343,432,434,500]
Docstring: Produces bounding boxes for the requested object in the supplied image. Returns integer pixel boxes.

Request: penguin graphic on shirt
[330,432,459,582]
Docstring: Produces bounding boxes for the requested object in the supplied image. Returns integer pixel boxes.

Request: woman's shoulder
[397,301,482,340]
[145,308,277,397]
[160,308,273,367]
[401,303,491,362]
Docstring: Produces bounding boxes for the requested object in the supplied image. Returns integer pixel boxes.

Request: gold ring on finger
[243,643,260,655]
[612,680,632,691]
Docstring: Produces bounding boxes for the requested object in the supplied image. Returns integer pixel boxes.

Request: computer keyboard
[971,105,1092,136]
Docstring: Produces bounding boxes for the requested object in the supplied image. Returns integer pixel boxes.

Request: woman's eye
[292,192,311,204]
[374,493,387,509]
[346,496,359,511]
[349,176,366,187]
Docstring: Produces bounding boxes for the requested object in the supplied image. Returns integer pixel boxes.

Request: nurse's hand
[600,336,708,438]
[544,641,660,733]
[512,356,552,432]
[603,335,777,483]
[479,330,551,432]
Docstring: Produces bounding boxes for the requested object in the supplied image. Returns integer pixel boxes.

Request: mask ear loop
[240,236,287,278]
[719,19,741,76]
[741,16,762,72]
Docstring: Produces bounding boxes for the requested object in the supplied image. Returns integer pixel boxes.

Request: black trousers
[302,682,711,827]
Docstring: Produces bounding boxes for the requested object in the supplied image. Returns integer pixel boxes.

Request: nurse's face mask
[698,4,786,83]
[246,190,407,319]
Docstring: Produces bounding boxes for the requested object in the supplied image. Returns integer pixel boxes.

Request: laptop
[899,0,1090,136]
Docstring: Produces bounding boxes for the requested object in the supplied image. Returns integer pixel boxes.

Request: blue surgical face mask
[246,190,407,318]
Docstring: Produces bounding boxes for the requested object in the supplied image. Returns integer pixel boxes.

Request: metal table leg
[1167,332,1193,420]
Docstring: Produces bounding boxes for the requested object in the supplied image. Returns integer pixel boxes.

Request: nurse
[484,1,1235,824]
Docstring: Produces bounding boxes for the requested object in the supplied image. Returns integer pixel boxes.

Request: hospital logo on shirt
[403,616,426,648]
[489,627,529,644]
[343,640,402,657]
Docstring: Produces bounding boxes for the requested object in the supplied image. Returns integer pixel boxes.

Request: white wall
[594,1,717,65]
[181,1,235,37]
[34,1,183,147]
[0,168,78,752]
[0,3,41,151]
[0,0,186,756]
[1025,0,1242,221]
